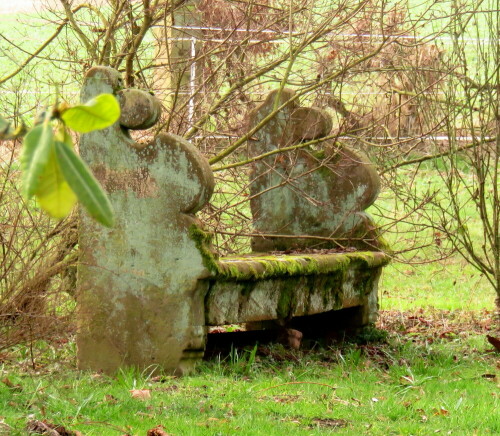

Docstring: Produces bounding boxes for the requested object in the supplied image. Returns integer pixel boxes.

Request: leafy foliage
[61,94,120,133]
[14,94,120,226]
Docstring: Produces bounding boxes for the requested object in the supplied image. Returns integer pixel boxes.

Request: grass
[0,310,498,435]
[380,259,494,311]
[370,155,497,312]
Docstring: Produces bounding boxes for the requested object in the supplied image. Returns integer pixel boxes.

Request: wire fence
[0,2,493,143]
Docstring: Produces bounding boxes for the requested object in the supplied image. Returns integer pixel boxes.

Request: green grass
[371,160,497,312]
[0,326,498,435]
[380,259,494,311]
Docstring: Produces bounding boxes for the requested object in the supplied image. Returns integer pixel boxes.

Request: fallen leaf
[433,407,450,416]
[0,353,12,363]
[272,394,300,403]
[105,394,118,404]
[0,420,13,434]
[310,418,349,429]
[150,375,175,383]
[26,420,80,436]
[146,424,170,436]
[1,377,22,392]
[130,389,151,400]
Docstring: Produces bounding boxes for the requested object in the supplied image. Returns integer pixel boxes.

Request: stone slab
[205,252,386,325]
[77,66,214,375]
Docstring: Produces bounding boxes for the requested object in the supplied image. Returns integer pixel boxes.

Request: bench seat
[206,251,389,326]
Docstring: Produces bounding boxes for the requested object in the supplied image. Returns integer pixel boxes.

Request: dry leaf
[433,407,450,416]
[130,389,151,400]
[0,420,13,435]
[1,377,22,392]
[26,420,79,436]
[146,425,170,436]
[310,418,349,429]
[105,394,118,404]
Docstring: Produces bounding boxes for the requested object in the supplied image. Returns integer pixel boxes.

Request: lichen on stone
[215,251,389,281]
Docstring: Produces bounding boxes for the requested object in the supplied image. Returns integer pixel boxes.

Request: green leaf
[21,121,54,198]
[35,144,77,219]
[60,94,120,133]
[54,141,115,227]
[54,122,73,146]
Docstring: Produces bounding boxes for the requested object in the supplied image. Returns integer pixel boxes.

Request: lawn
[0,308,498,435]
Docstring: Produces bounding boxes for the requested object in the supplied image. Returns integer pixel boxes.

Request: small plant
[1,94,120,227]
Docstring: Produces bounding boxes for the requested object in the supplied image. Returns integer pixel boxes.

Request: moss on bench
[215,252,389,281]
[189,223,389,282]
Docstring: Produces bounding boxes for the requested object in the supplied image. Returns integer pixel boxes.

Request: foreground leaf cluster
[19,94,119,227]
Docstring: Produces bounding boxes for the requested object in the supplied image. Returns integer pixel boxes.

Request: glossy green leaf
[54,141,115,227]
[21,121,54,198]
[60,94,120,133]
[35,144,77,219]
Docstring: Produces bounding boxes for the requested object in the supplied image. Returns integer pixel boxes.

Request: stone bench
[76,67,389,375]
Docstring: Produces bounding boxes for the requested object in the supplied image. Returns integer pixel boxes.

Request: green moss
[375,233,392,254]
[188,224,220,274]
[351,325,388,344]
[253,256,316,276]
[276,279,299,319]
[215,251,388,281]
[187,224,389,282]
[345,251,390,269]
[318,272,345,308]
[310,149,326,160]
[350,268,377,298]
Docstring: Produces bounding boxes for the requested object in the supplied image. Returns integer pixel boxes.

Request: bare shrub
[0,141,77,351]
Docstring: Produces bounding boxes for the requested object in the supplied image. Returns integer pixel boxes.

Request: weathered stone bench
[77,67,389,375]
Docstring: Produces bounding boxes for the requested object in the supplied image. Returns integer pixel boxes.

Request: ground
[0,308,498,435]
